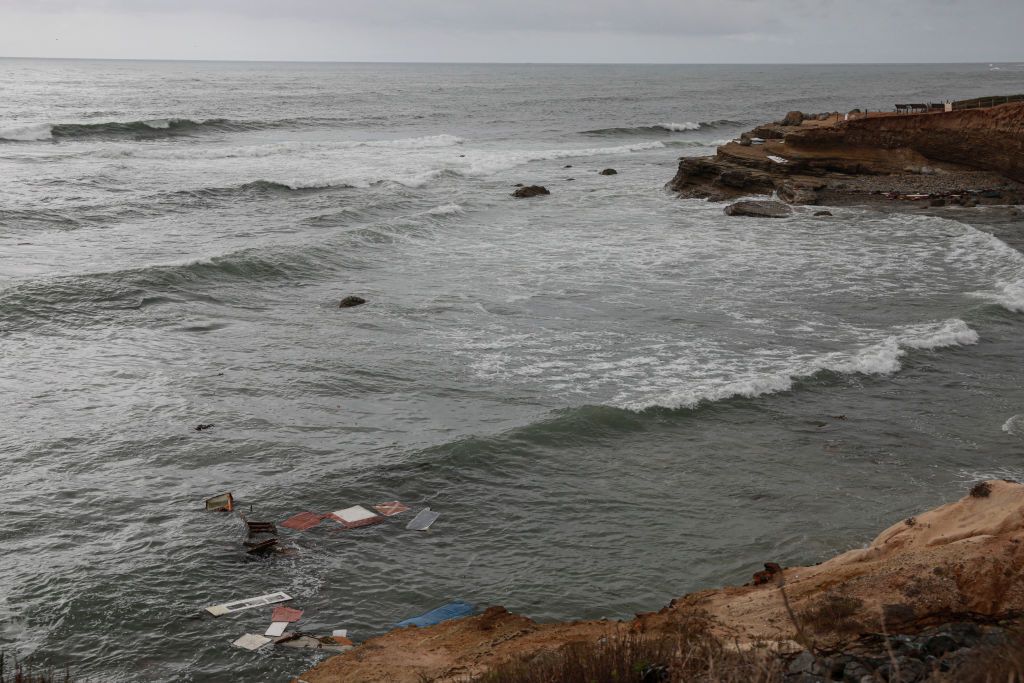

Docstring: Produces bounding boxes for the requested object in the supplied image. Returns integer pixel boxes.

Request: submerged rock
[512,185,550,198]
[599,168,618,175]
[814,210,834,216]
[723,200,793,218]
[339,296,367,308]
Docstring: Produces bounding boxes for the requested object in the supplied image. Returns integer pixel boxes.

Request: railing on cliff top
[951,94,1024,110]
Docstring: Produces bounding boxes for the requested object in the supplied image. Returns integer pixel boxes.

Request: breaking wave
[1003,415,1024,437]
[620,319,980,411]
[580,120,739,136]
[0,118,271,142]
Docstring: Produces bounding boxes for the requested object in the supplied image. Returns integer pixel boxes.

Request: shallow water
[2,60,1024,681]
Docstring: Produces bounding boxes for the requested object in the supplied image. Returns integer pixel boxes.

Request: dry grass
[797,593,866,637]
[479,616,789,683]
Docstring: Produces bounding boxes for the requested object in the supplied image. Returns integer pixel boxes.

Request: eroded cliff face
[787,102,1024,183]
[298,481,1024,683]
[668,103,1024,205]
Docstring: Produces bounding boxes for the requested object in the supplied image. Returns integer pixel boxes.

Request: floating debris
[195,424,215,431]
[204,492,234,512]
[330,505,384,529]
[232,633,271,651]
[406,508,440,531]
[332,629,348,638]
[275,632,353,653]
[281,512,327,531]
[373,501,410,517]
[245,538,279,555]
[244,520,277,537]
[271,606,304,623]
[265,621,288,637]
[395,601,475,628]
[206,591,292,617]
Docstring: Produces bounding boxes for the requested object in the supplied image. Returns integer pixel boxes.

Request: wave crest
[580,119,739,136]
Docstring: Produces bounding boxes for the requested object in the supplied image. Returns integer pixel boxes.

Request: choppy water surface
[2,61,1024,681]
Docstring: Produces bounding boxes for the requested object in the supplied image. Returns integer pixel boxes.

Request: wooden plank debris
[204,492,234,512]
[232,633,271,651]
[373,501,410,517]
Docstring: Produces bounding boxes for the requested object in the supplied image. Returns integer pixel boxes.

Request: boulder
[778,183,819,205]
[781,111,804,126]
[739,132,753,146]
[339,296,367,308]
[599,168,618,176]
[814,210,833,217]
[724,200,793,218]
[512,185,550,198]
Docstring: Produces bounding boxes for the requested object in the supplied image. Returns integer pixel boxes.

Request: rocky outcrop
[723,200,792,217]
[511,185,550,198]
[298,480,1024,683]
[669,102,1024,206]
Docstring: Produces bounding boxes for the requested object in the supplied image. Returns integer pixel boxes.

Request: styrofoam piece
[331,505,378,524]
[206,591,291,617]
[405,508,440,531]
[331,629,348,638]
[265,621,288,637]
[232,633,271,651]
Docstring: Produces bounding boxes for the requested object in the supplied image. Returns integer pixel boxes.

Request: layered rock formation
[669,103,1024,206]
[297,480,1024,683]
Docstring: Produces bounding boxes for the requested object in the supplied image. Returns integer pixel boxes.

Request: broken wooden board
[373,501,410,517]
[271,606,303,623]
[265,621,288,637]
[206,591,292,617]
[204,492,234,512]
[280,512,327,531]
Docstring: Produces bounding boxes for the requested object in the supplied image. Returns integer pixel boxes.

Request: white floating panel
[206,591,292,617]
[332,505,379,524]
[265,621,288,637]
[406,508,440,531]
[232,633,272,651]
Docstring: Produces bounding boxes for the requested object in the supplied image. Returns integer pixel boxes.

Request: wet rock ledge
[668,103,1024,207]
[297,480,1024,682]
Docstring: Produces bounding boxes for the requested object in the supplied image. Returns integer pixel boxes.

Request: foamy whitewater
[2,60,1024,683]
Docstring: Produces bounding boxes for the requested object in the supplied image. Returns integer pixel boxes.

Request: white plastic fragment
[767,155,789,164]
[332,629,348,638]
[406,508,440,531]
[265,621,288,637]
[232,633,272,651]
[206,591,292,617]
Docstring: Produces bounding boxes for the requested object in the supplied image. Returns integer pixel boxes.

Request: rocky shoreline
[296,481,1024,683]
[668,103,1024,209]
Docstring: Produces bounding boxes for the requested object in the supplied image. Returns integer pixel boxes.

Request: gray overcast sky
[0,0,1021,63]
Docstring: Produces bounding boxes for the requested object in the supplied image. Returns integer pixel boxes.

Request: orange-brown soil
[298,480,1024,683]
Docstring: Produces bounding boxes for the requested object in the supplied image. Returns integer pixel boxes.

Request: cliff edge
[297,480,1024,682]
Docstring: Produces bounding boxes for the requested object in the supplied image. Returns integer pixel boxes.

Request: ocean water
[2,60,1024,681]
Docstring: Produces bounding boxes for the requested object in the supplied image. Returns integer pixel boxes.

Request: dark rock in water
[563,165,573,168]
[781,110,804,126]
[814,210,833,216]
[512,185,550,198]
[599,168,618,175]
[724,200,792,218]
[339,296,367,308]
[513,183,524,187]
[195,423,214,431]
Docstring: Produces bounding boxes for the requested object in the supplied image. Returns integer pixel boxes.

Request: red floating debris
[281,512,328,531]
[373,501,410,517]
[271,606,304,623]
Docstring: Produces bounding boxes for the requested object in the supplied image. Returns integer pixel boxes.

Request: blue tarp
[394,601,476,628]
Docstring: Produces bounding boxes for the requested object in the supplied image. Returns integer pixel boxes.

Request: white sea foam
[143,119,171,129]
[657,122,702,132]
[1002,415,1024,436]
[0,123,54,141]
[425,203,465,216]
